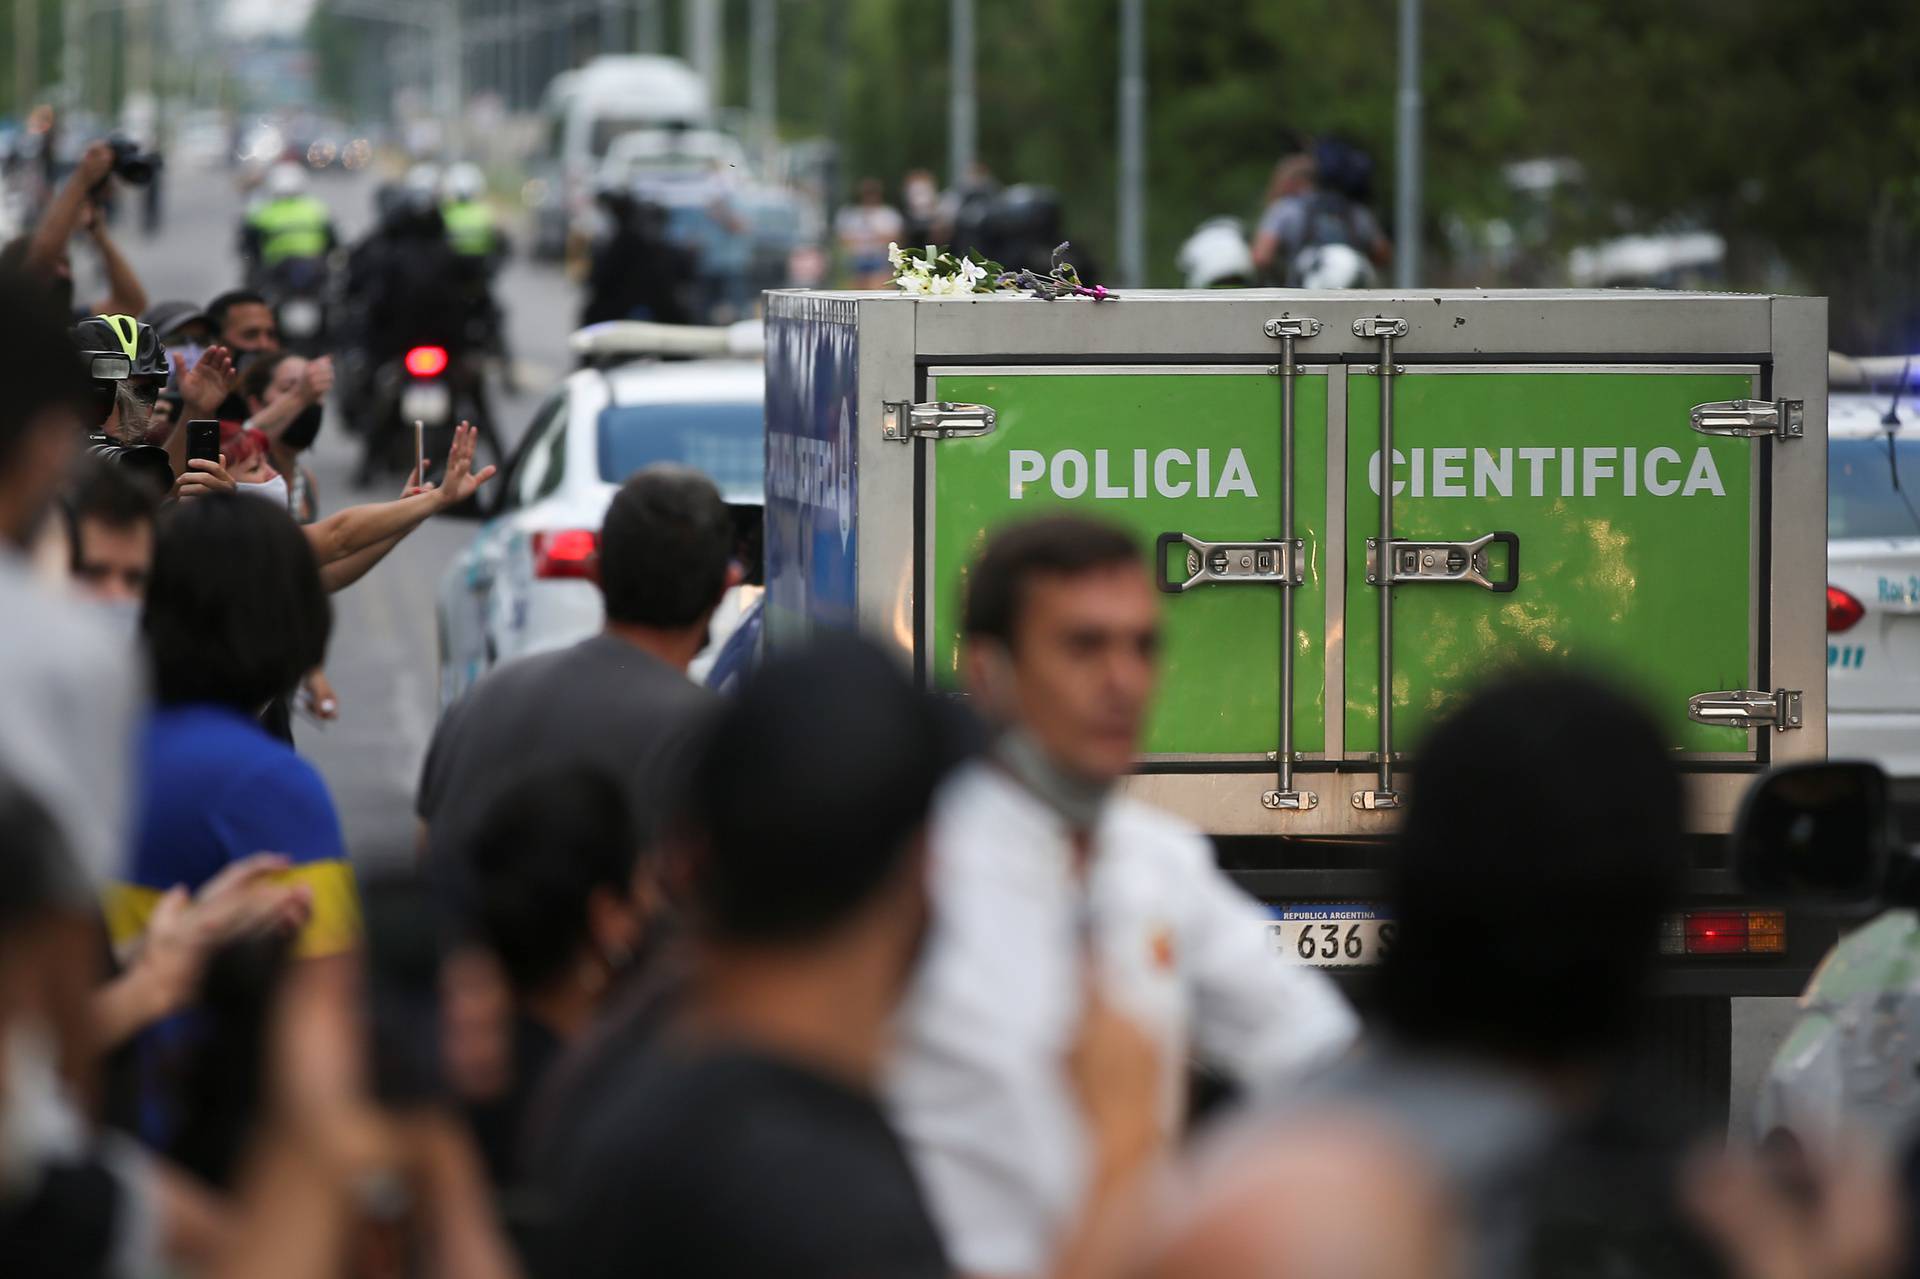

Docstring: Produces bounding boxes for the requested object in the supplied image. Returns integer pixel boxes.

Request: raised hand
[433,422,498,510]
[178,345,239,418]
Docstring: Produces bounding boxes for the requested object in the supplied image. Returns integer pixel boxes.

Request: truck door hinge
[1690,398,1804,440]
[880,400,997,442]
[1686,688,1804,731]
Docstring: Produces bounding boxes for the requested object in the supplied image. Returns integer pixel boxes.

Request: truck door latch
[1690,398,1805,440]
[1365,532,1520,593]
[1686,688,1804,731]
[880,400,998,441]
[1155,532,1303,593]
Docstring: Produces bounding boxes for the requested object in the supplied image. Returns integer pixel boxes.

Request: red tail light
[532,529,598,580]
[404,345,449,378]
[1658,910,1786,956]
[1827,585,1865,633]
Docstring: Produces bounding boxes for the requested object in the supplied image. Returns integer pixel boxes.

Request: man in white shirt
[886,515,1359,1278]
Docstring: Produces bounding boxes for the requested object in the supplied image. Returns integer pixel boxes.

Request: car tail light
[1828,585,1865,633]
[532,529,598,580]
[404,345,450,378]
[1658,909,1786,956]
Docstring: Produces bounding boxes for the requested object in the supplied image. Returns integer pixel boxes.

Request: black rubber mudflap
[1625,996,1734,1136]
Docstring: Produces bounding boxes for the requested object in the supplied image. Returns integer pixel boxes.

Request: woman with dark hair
[107,493,358,965]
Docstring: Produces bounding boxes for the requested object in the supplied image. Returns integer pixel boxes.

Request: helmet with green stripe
[72,313,169,379]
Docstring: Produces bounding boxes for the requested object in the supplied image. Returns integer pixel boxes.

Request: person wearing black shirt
[534,637,960,1279]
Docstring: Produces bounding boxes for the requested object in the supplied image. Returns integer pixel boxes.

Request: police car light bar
[568,319,765,363]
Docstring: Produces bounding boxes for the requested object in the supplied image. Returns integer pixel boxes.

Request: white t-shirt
[885,762,1359,1276]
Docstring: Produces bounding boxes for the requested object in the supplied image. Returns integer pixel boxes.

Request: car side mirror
[1733,761,1902,911]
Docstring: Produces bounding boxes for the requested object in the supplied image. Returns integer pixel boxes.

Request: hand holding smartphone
[414,420,427,488]
[186,419,220,466]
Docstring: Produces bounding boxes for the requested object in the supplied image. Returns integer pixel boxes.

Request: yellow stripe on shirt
[104,860,362,960]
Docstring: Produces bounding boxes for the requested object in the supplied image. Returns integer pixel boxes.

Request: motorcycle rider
[1250,142,1391,288]
[441,163,504,265]
[441,162,513,390]
[350,189,473,484]
[581,185,693,327]
[241,163,336,291]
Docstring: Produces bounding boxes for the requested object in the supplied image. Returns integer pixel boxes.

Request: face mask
[93,597,142,644]
[237,476,290,509]
[992,727,1112,833]
[281,402,324,451]
[165,342,206,391]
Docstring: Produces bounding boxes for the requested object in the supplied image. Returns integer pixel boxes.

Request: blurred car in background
[436,321,765,706]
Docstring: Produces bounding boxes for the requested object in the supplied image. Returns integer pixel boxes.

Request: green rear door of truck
[927,368,1326,760]
[1344,368,1758,758]
[925,363,1762,767]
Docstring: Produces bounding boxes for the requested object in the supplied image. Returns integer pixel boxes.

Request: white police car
[1828,359,1920,779]
[435,323,765,707]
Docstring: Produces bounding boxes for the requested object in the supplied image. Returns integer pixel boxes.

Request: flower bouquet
[888,241,1115,302]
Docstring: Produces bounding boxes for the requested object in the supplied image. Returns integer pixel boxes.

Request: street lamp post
[1393,0,1422,288]
[1117,0,1145,289]
[949,0,974,188]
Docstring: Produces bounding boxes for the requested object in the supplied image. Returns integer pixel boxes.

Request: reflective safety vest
[443,199,498,258]
[248,195,331,266]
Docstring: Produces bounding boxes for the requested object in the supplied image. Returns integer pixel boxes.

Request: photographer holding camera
[1,140,157,322]
[71,313,230,503]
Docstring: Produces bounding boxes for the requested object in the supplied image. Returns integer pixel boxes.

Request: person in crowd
[581,187,692,327]
[457,766,658,1189]
[0,272,144,893]
[206,875,522,1279]
[836,176,906,288]
[0,776,233,1273]
[885,514,1358,1278]
[1250,142,1391,285]
[109,492,357,964]
[145,299,214,355]
[205,287,333,438]
[416,463,735,862]
[536,636,1164,1279]
[238,350,326,519]
[0,139,148,319]
[1137,1113,1462,1279]
[901,168,943,246]
[206,288,279,358]
[65,456,159,621]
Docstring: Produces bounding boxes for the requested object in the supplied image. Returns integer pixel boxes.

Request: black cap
[143,300,209,344]
[678,633,979,943]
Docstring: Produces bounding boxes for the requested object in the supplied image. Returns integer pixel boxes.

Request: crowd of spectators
[0,138,1907,1279]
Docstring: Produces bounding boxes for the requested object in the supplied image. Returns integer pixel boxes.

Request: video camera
[96,137,163,192]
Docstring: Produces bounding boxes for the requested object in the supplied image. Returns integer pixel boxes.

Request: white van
[529,56,711,260]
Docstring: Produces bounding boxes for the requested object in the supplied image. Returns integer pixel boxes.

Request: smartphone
[414,420,427,485]
[186,419,219,466]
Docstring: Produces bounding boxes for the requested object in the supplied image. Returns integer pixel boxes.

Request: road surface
[110,155,1799,1132]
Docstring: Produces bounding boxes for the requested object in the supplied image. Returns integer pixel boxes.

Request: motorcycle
[263,255,333,358]
[357,341,503,512]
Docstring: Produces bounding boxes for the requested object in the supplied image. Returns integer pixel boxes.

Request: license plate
[401,382,452,425]
[1268,904,1396,968]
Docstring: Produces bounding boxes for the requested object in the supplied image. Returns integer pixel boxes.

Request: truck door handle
[1155,532,1303,593]
[1365,531,1520,593]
